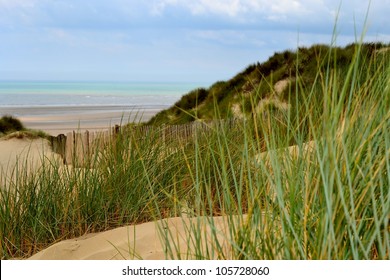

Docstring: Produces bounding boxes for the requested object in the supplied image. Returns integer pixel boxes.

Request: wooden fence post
[65,131,74,165]
[49,134,67,163]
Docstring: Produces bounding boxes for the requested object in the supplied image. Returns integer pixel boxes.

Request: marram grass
[0,42,389,259]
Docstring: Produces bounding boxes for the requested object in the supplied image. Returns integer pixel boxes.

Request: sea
[0,81,201,110]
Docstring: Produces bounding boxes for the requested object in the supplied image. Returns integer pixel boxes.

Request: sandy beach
[28,215,238,260]
[0,137,63,189]
[1,105,164,136]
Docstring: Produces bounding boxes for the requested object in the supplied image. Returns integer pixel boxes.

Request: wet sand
[1,105,165,136]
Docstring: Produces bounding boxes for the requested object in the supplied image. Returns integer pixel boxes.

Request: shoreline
[1,105,165,136]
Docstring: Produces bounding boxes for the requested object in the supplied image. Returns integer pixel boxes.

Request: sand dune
[0,137,63,188]
[29,215,240,260]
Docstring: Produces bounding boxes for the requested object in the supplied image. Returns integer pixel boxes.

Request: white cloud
[0,0,38,8]
[269,0,304,15]
[151,0,263,17]
[149,0,386,29]
[187,0,246,17]
[1,0,388,82]
[0,0,48,28]
[151,0,329,18]
[1,1,387,32]
[150,0,179,15]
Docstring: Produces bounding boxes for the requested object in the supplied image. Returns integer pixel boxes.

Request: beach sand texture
[28,215,239,260]
[0,137,63,188]
[1,105,163,136]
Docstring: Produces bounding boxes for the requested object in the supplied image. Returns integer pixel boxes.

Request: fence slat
[62,119,238,166]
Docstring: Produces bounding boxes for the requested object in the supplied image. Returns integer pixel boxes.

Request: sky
[0,0,389,84]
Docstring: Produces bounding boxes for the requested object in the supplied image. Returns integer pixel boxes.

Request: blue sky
[0,0,389,84]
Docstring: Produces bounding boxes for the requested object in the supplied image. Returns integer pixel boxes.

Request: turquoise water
[0,81,200,108]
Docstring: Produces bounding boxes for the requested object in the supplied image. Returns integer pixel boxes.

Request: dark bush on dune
[0,115,25,134]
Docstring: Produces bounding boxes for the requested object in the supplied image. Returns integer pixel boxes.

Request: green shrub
[174,88,208,110]
[0,115,25,134]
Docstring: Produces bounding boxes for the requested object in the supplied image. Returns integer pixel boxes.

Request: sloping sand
[0,137,63,187]
[29,215,242,260]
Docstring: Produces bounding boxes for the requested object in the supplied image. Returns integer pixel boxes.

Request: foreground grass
[0,42,389,259]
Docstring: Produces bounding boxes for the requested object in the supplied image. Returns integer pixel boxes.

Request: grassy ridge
[0,42,389,259]
[148,43,389,126]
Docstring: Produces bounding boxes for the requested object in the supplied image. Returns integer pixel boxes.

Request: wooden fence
[50,126,117,166]
[49,119,240,166]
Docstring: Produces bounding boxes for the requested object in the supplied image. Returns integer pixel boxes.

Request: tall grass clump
[0,41,389,260]
[157,42,390,259]
[0,126,188,258]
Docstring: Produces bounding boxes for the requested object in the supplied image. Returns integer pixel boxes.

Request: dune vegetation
[0,40,389,259]
[0,115,25,135]
[148,42,389,127]
[0,115,48,140]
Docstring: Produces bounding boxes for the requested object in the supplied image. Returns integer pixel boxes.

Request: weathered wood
[65,132,74,165]
[49,134,67,162]
[61,119,241,166]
